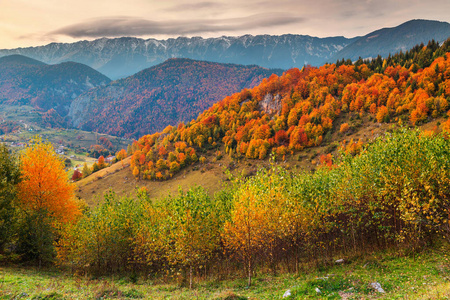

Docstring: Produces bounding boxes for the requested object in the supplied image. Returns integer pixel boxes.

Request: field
[1,245,450,299]
[75,154,232,206]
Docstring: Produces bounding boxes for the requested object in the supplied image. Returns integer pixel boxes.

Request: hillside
[331,19,450,62]
[76,115,400,205]
[0,55,111,118]
[75,115,442,206]
[118,39,450,182]
[77,38,450,204]
[68,58,283,138]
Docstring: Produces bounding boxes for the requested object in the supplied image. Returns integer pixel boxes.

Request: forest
[0,55,110,116]
[2,127,450,290]
[72,59,282,138]
[128,39,450,181]
[1,40,450,298]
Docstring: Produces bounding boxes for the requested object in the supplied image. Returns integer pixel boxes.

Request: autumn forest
[2,35,450,298]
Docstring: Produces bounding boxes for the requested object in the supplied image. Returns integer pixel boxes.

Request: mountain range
[1,20,449,80]
[0,54,280,136]
[0,35,353,80]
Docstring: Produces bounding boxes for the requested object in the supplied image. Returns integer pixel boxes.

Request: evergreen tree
[0,144,20,253]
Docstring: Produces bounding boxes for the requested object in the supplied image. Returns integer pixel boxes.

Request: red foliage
[274,130,289,146]
[71,169,83,181]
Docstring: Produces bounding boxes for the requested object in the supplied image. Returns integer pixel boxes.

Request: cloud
[49,14,305,38]
[164,1,224,11]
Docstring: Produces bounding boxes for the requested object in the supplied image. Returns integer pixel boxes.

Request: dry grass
[75,155,232,206]
[76,116,447,206]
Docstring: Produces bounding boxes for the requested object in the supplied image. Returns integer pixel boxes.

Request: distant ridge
[0,54,46,66]
[2,20,448,79]
[0,54,110,117]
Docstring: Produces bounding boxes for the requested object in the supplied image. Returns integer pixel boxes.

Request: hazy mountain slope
[0,54,46,66]
[0,55,111,115]
[0,35,356,79]
[331,19,450,62]
[68,58,282,138]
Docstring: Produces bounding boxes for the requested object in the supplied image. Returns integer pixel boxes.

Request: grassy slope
[76,114,443,206]
[76,154,232,206]
[1,245,450,299]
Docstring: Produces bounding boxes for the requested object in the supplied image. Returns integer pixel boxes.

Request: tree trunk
[189,265,193,289]
[248,258,252,287]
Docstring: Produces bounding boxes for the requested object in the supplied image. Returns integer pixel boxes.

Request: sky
[1,0,450,49]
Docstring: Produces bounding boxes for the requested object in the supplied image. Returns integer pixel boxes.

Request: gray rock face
[259,94,282,115]
[68,85,125,128]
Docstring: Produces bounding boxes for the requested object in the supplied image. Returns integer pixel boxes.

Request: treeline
[336,39,450,72]
[72,149,128,181]
[57,128,450,286]
[129,40,450,180]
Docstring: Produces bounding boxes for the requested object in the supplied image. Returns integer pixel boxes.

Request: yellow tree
[223,188,270,287]
[17,138,80,265]
[223,168,289,286]
[115,149,127,161]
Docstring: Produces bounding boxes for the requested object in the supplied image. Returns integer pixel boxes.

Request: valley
[0,104,132,178]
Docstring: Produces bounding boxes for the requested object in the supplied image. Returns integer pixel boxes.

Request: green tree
[0,144,20,254]
[58,192,145,274]
[162,187,221,288]
[82,162,91,178]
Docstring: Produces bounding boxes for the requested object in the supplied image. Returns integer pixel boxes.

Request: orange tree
[17,137,80,265]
